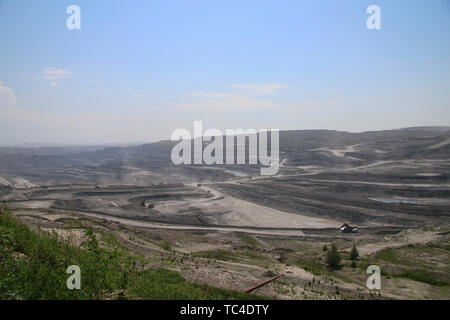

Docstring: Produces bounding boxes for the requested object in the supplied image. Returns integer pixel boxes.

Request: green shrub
[326,244,342,271]
[350,245,359,261]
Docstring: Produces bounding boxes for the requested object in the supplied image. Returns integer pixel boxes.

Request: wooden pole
[244,275,281,293]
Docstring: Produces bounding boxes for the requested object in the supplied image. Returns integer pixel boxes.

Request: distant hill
[0,126,449,186]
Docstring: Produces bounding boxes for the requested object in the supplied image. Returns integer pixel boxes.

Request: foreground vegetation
[0,204,260,300]
[372,246,450,287]
[294,237,449,298]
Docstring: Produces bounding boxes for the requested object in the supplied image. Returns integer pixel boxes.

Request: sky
[0,0,449,145]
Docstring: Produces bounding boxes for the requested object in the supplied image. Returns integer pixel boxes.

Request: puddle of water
[369,197,420,205]
[224,170,249,177]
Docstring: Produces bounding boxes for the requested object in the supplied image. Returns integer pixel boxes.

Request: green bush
[326,244,342,271]
[350,245,359,261]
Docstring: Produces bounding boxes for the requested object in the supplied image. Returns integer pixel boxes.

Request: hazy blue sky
[0,0,449,145]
